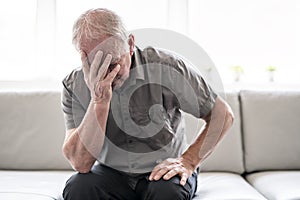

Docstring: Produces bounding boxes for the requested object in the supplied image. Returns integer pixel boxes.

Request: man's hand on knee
[148,157,194,186]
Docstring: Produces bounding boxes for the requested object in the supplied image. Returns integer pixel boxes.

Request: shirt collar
[130,46,145,81]
[113,46,145,94]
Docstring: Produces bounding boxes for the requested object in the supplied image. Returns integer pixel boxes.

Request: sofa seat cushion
[0,193,54,200]
[246,171,300,200]
[195,172,267,200]
[0,170,74,200]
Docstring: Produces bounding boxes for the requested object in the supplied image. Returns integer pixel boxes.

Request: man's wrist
[181,150,202,170]
[91,98,111,112]
[92,97,111,105]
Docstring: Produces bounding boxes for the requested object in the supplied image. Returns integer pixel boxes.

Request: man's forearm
[63,100,110,173]
[62,50,119,173]
[181,97,234,170]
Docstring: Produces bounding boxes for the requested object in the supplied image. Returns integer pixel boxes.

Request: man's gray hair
[72,8,128,51]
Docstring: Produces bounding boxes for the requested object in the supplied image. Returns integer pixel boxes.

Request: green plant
[266,66,277,82]
[231,65,244,73]
[266,66,277,72]
[230,65,244,82]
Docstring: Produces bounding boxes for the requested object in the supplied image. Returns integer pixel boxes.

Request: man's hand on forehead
[81,50,120,103]
[86,35,128,65]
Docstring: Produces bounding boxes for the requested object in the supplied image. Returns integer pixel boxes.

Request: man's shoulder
[139,46,179,66]
[137,46,192,77]
[62,67,84,87]
[62,67,90,108]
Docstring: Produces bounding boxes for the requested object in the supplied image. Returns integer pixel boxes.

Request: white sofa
[0,90,299,200]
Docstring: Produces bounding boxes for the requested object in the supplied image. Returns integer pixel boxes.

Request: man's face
[80,35,132,89]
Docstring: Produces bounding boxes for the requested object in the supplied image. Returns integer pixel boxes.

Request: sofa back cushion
[0,91,71,170]
[0,90,244,172]
[184,92,244,173]
[241,90,300,172]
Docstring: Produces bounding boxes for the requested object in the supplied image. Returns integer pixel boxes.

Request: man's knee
[63,172,106,200]
[145,177,192,200]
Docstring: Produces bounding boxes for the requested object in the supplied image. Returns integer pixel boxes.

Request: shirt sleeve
[61,79,86,130]
[162,58,217,118]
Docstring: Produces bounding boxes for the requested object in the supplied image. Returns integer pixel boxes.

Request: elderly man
[61,8,233,200]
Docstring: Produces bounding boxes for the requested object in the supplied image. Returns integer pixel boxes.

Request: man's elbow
[73,164,91,173]
[62,142,72,163]
[62,144,92,174]
[218,99,234,140]
[225,102,234,127]
[68,157,93,174]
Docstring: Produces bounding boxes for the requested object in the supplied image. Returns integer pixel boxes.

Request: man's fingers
[149,163,181,181]
[149,162,167,180]
[149,164,163,181]
[163,168,179,180]
[149,170,158,181]
[149,158,191,186]
[151,164,163,174]
[98,54,112,80]
[80,51,87,63]
[105,64,120,82]
[152,167,170,181]
[81,52,90,81]
[90,51,103,80]
[149,159,178,181]
[180,173,188,186]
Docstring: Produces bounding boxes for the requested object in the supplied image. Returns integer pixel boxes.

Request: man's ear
[128,34,135,56]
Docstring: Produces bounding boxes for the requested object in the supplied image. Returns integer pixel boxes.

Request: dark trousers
[63,164,197,200]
